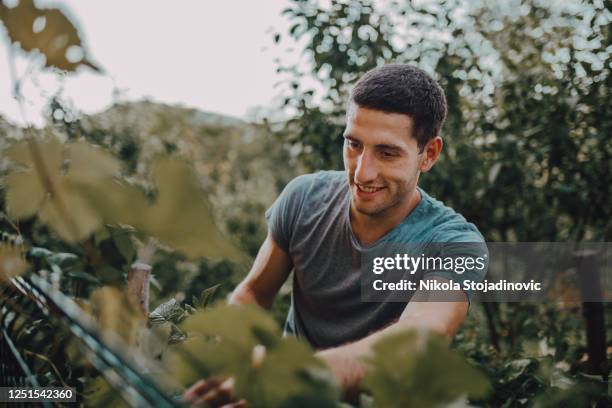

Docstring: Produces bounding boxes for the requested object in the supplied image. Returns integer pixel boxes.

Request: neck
[350,188,422,245]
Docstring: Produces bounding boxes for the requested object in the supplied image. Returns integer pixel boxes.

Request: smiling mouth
[356,184,385,193]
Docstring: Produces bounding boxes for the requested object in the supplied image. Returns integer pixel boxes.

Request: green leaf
[138,156,241,260]
[29,247,53,259]
[6,138,64,169]
[66,141,121,182]
[4,171,46,219]
[191,295,200,309]
[47,252,78,267]
[71,178,149,228]
[111,229,135,264]
[4,139,113,242]
[83,376,129,408]
[93,226,111,244]
[363,330,490,408]
[4,138,65,220]
[149,298,184,325]
[90,286,142,344]
[95,265,124,286]
[181,304,280,349]
[0,0,100,71]
[172,305,339,408]
[248,337,338,408]
[37,176,102,242]
[65,270,100,284]
[199,284,220,308]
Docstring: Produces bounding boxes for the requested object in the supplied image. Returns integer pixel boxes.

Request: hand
[316,347,366,401]
[182,377,246,407]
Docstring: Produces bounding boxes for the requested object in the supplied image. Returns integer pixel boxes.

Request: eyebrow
[343,134,406,153]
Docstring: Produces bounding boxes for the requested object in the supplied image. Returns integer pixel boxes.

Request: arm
[184,232,292,406]
[317,276,468,398]
[229,231,293,309]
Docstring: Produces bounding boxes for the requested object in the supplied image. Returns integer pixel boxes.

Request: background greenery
[0,0,611,406]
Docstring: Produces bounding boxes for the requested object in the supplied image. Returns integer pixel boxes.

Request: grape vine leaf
[90,286,144,345]
[0,0,100,71]
[4,139,128,242]
[37,178,101,242]
[65,141,121,182]
[111,228,136,264]
[136,156,240,260]
[362,330,490,408]
[4,140,239,260]
[5,138,64,219]
[83,376,129,408]
[4,171,46,219]
[172,305,339,408]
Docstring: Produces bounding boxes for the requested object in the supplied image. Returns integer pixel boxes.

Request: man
[185,64,486,406]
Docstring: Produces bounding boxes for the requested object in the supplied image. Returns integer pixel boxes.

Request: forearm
[228,233,291,309]
[316,319,438,397]
[317,296,468,397]
[228,282,273,309]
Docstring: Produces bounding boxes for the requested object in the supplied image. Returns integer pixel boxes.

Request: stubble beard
[347,170,419,219]
[351,185,406,218]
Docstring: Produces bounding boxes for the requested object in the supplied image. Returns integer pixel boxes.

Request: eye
[345,139,360,149]
[380,150,397,159]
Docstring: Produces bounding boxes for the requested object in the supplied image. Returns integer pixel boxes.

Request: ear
[419,136,443,172]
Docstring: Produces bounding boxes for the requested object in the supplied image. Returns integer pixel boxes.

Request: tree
[275,0,611,242]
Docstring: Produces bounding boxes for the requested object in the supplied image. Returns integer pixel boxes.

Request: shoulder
[281,170,346,201]
[417,188,485,243]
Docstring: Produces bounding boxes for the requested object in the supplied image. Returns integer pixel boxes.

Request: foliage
[453,302,612,406]
[148,285,220,344]
[0,0,99,71]
[273,0,612,405]
[4,136,240,259]
[0,242,26,282]
[275,0,611,242]
[171,304,340,408]
[363,330,489,407]
[1,0,610,407]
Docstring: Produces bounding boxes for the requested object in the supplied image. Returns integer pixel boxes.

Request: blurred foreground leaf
[83,376,129,408]
[90,286,143,346]
[172,305,339,408]
[5,138,63,220]
[138,156,240,260]
[4,139,238,261]
[0,0,99,71]
[363,330,490,408]
[0,244,27,282]
[4,138,118,242]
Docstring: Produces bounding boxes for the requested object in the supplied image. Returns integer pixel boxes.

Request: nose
[354,150,378,185]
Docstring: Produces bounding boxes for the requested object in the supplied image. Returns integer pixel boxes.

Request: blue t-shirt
[266,170,487,349]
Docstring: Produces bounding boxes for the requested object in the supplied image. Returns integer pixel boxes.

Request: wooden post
[127,262,151,316]
[575,250,607,377]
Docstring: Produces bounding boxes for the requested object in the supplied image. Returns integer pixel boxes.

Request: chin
[353,199,387,217]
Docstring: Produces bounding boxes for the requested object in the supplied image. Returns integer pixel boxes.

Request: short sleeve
[265,175,311,253]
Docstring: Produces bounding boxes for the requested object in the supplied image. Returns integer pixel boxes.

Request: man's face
[343,104,424,218]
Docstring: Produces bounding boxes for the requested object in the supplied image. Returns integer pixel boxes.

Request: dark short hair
[350,64,448,150]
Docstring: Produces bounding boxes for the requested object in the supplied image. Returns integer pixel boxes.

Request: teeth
[359,185,382,193]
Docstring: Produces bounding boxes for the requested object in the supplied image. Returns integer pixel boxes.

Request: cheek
[343,148,354,171]
[381,160,419,187]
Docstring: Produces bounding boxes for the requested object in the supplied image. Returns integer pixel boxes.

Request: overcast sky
[0,0,295,126]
